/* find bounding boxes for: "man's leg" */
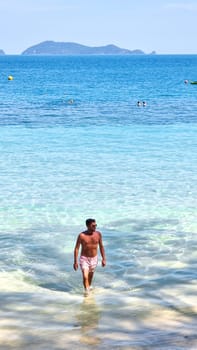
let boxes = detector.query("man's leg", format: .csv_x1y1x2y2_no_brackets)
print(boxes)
88,271,94,287
82,269,90,290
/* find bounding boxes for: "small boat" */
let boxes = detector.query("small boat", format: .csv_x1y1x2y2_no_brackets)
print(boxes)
190,81,197,85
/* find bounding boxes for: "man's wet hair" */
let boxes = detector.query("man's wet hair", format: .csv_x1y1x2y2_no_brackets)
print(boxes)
86,218,96,226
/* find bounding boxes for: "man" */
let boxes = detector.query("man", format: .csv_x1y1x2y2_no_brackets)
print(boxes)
73,218,106,294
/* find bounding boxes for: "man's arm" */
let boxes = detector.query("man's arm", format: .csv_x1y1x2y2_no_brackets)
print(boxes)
99,233,106,267
73,234,81,270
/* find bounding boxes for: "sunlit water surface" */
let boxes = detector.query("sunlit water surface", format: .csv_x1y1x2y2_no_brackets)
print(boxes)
0,55,197,349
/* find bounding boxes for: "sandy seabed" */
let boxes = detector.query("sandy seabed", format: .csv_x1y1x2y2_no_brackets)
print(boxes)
0,273,196,350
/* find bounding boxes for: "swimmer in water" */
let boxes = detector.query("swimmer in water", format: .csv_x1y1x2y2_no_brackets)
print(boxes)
68,99,74,104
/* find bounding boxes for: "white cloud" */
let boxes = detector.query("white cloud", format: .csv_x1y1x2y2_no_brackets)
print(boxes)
165,2,197,11
0,1,78,13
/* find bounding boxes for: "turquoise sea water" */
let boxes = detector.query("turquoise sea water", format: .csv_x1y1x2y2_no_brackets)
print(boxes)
0,55,197,349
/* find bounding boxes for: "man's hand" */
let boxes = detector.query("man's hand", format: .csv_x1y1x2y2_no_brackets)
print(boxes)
73,262,78,270
102,259,106,267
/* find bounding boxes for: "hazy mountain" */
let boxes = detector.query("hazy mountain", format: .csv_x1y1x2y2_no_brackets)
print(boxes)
0,49,5,55
22,41,145,55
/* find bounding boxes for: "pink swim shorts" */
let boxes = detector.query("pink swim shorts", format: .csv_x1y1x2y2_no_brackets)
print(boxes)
80,255,98,272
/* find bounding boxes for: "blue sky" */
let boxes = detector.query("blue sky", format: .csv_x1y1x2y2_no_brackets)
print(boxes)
0,0,197,54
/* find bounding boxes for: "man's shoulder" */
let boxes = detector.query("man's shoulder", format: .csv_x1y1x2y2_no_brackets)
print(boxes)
95,230,102,236
79,230,87,236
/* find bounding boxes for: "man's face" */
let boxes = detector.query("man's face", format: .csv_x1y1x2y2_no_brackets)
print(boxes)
88,222,97,232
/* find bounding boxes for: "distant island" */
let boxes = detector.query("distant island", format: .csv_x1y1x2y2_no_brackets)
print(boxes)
0,49,5,55
22,41,150,55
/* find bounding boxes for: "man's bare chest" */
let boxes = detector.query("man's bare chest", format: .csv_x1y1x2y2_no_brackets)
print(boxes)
82,234,99,245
